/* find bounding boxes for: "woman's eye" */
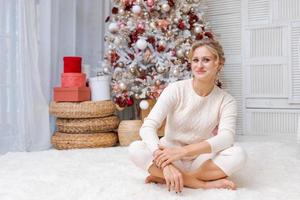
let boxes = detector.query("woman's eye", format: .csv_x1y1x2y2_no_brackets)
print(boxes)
192,58,199,62
202,58,210,62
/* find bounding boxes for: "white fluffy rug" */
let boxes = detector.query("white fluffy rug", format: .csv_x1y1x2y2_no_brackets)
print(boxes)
1,137,300,200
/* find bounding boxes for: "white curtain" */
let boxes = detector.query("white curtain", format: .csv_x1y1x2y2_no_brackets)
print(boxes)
0,0,110,153
0,0,50,153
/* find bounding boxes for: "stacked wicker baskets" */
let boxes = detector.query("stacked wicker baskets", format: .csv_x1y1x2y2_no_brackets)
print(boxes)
50,100,119,150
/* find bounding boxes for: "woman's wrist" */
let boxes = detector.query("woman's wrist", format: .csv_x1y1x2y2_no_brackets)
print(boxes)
181,146,189,157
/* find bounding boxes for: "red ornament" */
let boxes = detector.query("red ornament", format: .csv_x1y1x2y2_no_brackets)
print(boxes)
136,27,145,34
157,45,165,52
128,53,135,60
147,36,156,45
126,97,134,106
204,32,213,39
188,13,199,27
196,33,203,40
168,0,175,7
178,19,185,30
114,96,128,107
112,7,118,14
110,51,120,64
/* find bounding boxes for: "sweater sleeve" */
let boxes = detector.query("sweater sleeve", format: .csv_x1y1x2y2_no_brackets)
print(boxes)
139,83,178,154
206,96,237,153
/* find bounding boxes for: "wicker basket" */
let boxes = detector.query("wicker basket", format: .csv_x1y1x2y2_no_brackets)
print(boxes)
118,120,142,146
56,116,119,134
49,100,116,118
51,132,118,150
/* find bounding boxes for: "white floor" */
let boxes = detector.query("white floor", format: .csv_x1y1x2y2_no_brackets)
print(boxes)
0,136,300,200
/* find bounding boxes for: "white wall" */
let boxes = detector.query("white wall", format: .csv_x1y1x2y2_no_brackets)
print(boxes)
206,0,300,138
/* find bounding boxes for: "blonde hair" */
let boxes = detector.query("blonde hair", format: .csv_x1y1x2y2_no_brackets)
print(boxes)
188,38,225,88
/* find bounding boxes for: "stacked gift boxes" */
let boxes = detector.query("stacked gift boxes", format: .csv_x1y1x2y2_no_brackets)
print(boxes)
53,57,90,102
50,57,119,150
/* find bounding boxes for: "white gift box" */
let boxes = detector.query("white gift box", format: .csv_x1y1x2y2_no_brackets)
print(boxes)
89,75,111,101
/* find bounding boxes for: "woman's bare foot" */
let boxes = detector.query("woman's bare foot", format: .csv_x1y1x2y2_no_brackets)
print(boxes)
145,175,166,184
204,178,236,190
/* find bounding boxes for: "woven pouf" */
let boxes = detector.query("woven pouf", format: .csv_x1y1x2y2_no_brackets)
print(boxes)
49,100,116,118
56,116,120,134
51,132,118,150
118,120,142,146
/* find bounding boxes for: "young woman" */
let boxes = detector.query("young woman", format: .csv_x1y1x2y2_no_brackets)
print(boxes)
129,38,247,193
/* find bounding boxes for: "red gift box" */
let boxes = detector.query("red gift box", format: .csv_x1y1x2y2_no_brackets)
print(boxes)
63,56,82,73
61,73,86,87
53,87,91,102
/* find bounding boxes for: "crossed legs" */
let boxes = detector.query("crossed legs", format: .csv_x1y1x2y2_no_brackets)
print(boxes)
129,141,246,190
146,160,235,190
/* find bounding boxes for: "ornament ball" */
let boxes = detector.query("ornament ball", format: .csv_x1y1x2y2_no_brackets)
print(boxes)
139,100,149,110
136,38,148,50
161,3,170,12
119,82,127,91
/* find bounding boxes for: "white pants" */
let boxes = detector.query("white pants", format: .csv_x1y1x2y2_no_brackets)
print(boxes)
129,140,247,176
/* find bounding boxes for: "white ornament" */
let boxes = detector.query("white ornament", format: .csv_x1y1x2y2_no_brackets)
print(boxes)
114,37,121,45
139,100,149,110
132,5,142,14
194,26,202,33
176,49,184,58
119,82,127,91
161,3,170,12
108,22,118,33
136,38,148,50
119,8,125,15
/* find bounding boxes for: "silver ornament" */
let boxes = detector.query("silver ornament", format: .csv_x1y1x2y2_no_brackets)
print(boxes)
136,0,143,4
117,62,124,68
194,26,202,33
181,5,190,14
132,5,142,14
156,64,166,74
185,50,190,57
119,82,127,91
119,8,125,15
161,3,170,12
172,68,180,76
129,63,137,74
173,17,179,23
114,37,122,45
108,22,118,33
143,12,149,18
190,7,195,12
176,49,184,58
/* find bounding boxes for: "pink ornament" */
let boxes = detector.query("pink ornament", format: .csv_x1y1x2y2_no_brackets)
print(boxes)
147,0,154,7
137,22,145,29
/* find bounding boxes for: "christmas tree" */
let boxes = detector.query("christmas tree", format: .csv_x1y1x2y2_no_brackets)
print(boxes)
103,0,212,110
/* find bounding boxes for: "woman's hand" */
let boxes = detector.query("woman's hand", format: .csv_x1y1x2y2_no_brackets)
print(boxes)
162,165,183,193
154,145,187,169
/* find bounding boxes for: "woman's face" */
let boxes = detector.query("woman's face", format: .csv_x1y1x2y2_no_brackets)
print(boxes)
191,46,220,83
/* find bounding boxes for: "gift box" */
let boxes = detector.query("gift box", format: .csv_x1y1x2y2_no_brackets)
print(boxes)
61,73,86,87
89,75,111,101
63,56,82,73
53,87,91,102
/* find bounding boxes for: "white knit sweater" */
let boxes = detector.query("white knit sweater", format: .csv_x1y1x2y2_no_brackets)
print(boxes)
140,78,237,156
